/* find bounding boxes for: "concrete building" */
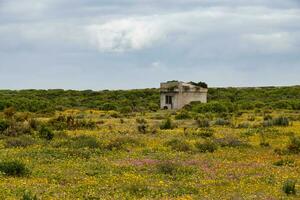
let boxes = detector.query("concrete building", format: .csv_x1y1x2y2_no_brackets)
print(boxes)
160,81,208,109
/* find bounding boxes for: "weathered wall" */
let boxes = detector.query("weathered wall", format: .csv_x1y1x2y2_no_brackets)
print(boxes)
160,93,179,109
160,91,207,109
177,92,207,109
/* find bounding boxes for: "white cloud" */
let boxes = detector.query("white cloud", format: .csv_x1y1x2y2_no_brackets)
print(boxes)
86,17,166,52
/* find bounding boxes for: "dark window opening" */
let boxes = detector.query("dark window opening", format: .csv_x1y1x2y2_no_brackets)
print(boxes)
165,96,172,105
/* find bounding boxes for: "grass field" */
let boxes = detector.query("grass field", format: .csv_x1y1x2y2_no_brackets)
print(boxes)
0,109,299,199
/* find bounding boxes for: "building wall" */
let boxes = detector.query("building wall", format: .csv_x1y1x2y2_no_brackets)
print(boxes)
177,92,207,109
160,91,207,109
160,93,179,109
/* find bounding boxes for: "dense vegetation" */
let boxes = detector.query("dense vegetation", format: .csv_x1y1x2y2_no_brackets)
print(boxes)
0,86,299,199
0,86,299,114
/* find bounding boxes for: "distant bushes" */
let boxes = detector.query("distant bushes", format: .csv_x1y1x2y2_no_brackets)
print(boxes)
189,101,233,114
48,115,96,130
0,86,300,114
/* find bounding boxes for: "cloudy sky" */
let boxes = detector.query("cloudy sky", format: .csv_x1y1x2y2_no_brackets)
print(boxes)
0,0,300,90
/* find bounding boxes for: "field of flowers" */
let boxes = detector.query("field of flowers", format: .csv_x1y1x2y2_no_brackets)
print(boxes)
0,109,299,199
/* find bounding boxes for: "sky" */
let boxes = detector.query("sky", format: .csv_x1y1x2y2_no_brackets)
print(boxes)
0,0,300,90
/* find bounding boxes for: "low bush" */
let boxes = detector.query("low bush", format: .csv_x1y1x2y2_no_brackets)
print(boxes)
157,161,178,175
165,139,191,152
0,120,9,134
263,115,273,121
175,111,192,120
214,137,249,148
136,118,148,134
263,116,289,127
237,122,250,129
124,182,150,197
195,140,217,153
0,161,30,177
273,159,295,167
71,135,102,149
196,118,210,128
214,118,231,126
287,136,300,154
5,135,36,148
106,137,141,151
160,118,173,130
282,179,297,195
273,116,290,126
22,191,38,200
39,126,54,140
189,128,214,138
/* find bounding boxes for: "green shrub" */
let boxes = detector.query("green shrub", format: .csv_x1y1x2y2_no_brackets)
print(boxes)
195,140,217,153
214,118,231,126
264,116,290,127
71,135,101,149
100,103,117,111
196,118,210,128
175,111,192,120
214,137,249,148
106,137,141,151
263,115,272,121
0,120,9,134
160,118,173,130
273,159,294,167
39,126,54,140
287,136,300,154
0,161,30,177
136,118,148,134
259,132,270,147
22,191,38,200
157,161,178,175
237,122,250,128
137,123,148,134
165,139,191,152
189,128,214,138
124,182,150,197
5,136,36,148
273,116,289,126
282,179,297,195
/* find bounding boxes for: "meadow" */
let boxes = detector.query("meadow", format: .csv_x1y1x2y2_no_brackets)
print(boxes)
0,86,299,199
